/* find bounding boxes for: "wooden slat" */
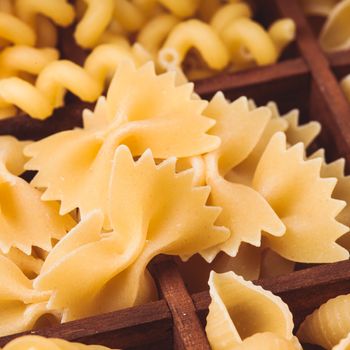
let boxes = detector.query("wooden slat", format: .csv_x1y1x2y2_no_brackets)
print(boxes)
150,258,211,350
0,300,172,350
0,102,90,140
273,0,350,163
192,259,350,330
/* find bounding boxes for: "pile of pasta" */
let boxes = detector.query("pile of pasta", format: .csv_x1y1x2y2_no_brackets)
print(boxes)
0,61,349,340
0,0,295,120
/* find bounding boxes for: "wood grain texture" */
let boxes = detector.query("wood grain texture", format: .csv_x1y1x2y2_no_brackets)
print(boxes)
150,258,211,350
0,300,173,349
192,259,350,330
273,0,350,163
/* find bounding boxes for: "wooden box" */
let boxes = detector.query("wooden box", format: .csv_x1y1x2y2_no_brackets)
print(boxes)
1,1,350,349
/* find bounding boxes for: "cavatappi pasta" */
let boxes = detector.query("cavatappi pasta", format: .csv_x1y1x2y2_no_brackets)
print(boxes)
0,0,295,120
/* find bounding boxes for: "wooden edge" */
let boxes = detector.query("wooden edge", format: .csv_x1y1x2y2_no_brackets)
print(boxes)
195,58,308,96
149,258,211,350
192,259,350,329
0,300,172,349
273,0,350,160
0,102,90,141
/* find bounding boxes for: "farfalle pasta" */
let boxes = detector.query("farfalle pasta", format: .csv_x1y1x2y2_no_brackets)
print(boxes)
24,62,219,222
0,136,74,255
33,147,228,321
1,335,114,350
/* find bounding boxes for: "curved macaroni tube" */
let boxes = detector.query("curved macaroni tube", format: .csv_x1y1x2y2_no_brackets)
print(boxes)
268,19,296,54
84,44,136,85
0,78,53,119
74,0,115,48
113,0,146,32
0,106,16,119
221,17,278,66
157,0,200,17
158,20,230,70
0,46,59,77
210,3,252,34
341,74,350,103
0,13,35,46
15,0,75,27
36,60,102,109
137,14,180,54
0,44,139,119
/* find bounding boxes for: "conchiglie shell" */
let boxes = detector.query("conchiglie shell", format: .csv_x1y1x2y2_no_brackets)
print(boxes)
232,332,302,350
206,271,294,350
297,294,350,349
319,0,350,52
333,332,350,350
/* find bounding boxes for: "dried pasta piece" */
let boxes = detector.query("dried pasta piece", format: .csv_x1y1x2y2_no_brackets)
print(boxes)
255,133,348,262
202,94,285,259
1,248,43,279
0,136,74,254
319,0,350,51
0,255,58,336
206,271,294,350
231,333,302,350
35,147,228,321
259,249,295,279
333,333,350,350
2,335,114,350
25,62,219,224
297,294,350,349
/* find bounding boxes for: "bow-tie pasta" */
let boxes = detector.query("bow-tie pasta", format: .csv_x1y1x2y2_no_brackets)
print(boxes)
24,62,219,227
205,271,295,350
0,255,58,336
33,146,228,321
1,335,114,350
201,93,348,263
0,136,74,255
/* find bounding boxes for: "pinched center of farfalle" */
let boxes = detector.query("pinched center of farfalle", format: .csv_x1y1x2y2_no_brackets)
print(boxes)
31,146,229,322
24,61,220,225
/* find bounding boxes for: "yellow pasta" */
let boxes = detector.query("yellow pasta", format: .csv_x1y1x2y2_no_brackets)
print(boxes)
24,62,219,223
0,43,144,119
137,13,180,55
334,333,350,350
158,19,230,71
268,19,296,54
0,136,74,255
319,0,350,51
0,254,57,336
74,0,115,48
341,74,350,103
157,0,200,17
210,2,253,34
231,333,302,350
297,294,350,349
206,271,294,350
199,93,348,263
220,17,279,66
2,335,114,350
34,147,228,321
